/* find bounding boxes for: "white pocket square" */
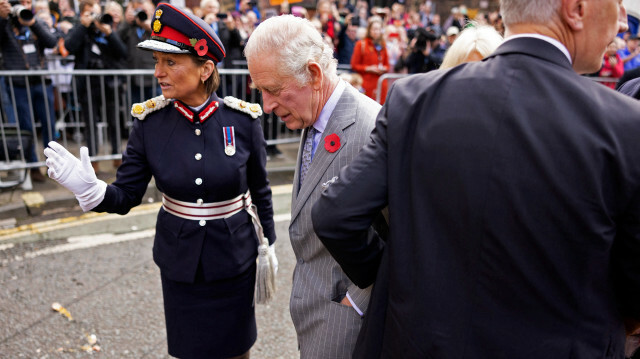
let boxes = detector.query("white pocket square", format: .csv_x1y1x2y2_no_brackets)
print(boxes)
321,176,339,190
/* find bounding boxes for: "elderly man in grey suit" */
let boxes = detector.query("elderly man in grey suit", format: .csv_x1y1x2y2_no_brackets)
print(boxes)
245,15,385,358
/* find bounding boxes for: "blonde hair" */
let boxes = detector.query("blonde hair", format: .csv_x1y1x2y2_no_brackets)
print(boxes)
440,24,503,69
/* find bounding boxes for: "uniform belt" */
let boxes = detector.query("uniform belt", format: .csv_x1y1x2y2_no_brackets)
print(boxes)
162,190,252,220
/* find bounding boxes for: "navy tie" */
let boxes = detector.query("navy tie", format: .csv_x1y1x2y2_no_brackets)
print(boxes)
299,126,317,188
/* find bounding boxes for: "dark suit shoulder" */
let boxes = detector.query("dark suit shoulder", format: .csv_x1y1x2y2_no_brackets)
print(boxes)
387,68,449,102
618,77,640,99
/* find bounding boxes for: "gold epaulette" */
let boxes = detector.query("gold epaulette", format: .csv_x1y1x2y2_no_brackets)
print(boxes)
223,96,263,119
131,95,171,120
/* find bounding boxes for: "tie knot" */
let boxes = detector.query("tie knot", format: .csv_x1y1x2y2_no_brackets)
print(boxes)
308,126,317,137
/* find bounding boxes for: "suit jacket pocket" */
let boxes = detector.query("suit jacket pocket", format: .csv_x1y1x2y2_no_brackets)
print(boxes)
211,210,258,272
153,209,186,264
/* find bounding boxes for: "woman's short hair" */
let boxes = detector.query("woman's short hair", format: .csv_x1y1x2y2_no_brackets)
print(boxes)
244,14,337,86
440,24,503,69
500,0,560,27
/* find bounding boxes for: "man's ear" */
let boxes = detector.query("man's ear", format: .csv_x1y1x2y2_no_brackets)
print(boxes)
308,61,323,90
561,0,585,31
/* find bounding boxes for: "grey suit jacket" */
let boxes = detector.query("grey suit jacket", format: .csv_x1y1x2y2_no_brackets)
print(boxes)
288,83,381,359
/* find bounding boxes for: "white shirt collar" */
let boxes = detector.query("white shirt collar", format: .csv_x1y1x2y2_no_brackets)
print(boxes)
505,33,572,65
312,80,347,134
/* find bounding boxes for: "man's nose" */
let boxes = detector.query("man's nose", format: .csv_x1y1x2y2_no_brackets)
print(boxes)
261,92,276,114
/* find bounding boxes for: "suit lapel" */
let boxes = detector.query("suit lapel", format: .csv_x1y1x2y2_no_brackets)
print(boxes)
290,87,358,223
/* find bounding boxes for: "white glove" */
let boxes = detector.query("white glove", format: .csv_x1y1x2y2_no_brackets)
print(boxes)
268,243,278,275
44,141,107,212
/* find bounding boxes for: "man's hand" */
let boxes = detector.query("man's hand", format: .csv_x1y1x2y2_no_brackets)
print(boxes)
626,318,640,336
203,12,216,25
340,296,353,307
94,20,112,36
136,16,151,32
0,0,11,19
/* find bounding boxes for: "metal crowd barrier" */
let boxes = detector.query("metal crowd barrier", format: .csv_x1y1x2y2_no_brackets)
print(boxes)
0,66,627,190
0,68,301,188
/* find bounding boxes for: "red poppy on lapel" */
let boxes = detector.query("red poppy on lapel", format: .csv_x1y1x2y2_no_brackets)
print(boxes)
324,133,340,153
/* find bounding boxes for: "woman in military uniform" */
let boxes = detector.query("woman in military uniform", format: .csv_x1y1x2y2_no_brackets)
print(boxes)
44,3,276,358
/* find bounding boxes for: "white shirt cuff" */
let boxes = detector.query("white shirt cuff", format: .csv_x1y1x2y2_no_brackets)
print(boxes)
346,292,364,316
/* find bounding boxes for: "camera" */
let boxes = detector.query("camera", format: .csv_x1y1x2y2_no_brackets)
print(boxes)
9,0,34,21
93,12,113,25
134,9,147,21
412,27,436,51
217,12,227,19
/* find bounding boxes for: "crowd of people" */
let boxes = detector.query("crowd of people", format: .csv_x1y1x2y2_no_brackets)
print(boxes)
14,0,640,357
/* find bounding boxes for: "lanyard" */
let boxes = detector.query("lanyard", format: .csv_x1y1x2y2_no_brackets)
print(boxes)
15,28,31,41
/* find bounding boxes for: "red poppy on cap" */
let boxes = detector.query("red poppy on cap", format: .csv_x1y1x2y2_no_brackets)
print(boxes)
192,38,208,56
137,3,225,63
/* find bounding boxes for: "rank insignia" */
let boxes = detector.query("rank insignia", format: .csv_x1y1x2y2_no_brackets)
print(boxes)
223,126,236,156
223,96,263,119
133,103,145,115
131,95,171,120
153,20,162,33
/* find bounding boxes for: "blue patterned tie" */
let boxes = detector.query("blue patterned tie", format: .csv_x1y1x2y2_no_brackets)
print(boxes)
299,126,316,188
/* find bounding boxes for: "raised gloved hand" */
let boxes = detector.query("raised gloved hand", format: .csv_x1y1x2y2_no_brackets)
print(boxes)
44,141,107,212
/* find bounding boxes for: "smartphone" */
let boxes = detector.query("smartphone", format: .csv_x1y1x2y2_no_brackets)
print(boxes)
218,13,228,19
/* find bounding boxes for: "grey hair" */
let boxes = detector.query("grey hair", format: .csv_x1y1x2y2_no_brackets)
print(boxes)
244,14,338,86
200,0,219,9
500,0,560,27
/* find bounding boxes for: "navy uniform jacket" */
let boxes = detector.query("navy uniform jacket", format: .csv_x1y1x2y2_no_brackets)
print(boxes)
94,93,275,283
312,38,640,358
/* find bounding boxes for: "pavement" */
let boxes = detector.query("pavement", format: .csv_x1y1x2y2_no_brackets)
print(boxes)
0,142,302,358
0,142,299,244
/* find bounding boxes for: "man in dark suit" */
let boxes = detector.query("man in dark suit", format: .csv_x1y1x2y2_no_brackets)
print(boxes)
311,0,640,358
618,76,640,99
